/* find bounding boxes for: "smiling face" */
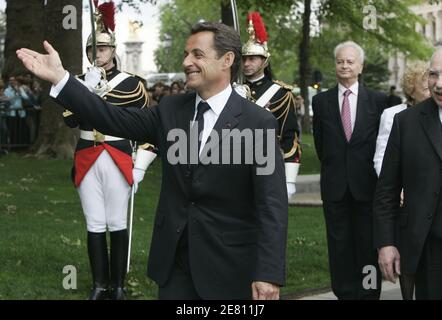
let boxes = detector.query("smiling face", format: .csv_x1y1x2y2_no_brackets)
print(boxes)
411,74,430,104
182,31,232,100
335,46,363,86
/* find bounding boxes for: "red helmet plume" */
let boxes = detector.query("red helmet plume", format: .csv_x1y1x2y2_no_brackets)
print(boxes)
97,1,116,32
247,12,268,44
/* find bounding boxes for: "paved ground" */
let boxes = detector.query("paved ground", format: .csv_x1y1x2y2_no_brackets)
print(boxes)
289,174,322,206
297,281,402,300
290,192,322,206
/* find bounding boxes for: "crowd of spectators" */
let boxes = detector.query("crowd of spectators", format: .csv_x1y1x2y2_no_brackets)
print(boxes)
0,76,188,153
0,73,42,151
147,80,187,105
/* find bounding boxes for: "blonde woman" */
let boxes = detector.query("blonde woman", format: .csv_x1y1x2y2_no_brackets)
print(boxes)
374,61,430,176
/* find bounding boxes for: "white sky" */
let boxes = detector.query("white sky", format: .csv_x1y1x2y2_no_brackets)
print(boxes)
0,0,165,74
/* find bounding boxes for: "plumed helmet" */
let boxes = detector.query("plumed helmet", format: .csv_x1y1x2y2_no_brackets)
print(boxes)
242,12,270,58
86,0,116,49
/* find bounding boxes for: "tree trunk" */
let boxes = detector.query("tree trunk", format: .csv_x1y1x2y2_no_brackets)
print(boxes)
4,0,82,159
299,0,311,134
4,1,45,78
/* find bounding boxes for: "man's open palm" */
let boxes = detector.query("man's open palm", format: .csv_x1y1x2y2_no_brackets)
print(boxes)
16,41,67,85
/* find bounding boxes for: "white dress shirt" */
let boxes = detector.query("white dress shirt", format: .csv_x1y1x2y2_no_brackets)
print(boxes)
194,85,232,154
49,71,70,98
338,82,359,131
439,106,442,124
373,103,407,176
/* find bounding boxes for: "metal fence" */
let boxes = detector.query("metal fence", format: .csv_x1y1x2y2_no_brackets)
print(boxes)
0,102,41,150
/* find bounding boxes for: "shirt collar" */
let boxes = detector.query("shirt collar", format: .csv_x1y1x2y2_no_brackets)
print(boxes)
247,74,266,84
338,81,359,96
106,65,118,76
195,85,232,116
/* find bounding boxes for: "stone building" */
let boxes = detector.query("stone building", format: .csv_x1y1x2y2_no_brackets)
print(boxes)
389,1,442,91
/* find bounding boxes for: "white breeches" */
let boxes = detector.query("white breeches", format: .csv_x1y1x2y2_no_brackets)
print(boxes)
77,150,131,233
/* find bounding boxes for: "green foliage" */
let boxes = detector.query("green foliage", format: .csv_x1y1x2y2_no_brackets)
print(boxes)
318,0,432,59
362,52,390,91
0,10,5,33
299,134,321,174
118,0,159,12
0,154,160,299
237,1,304,83
152,0,433,89
0,153,328,299
309,0,432,91
152,0,302,80
154,0,220,73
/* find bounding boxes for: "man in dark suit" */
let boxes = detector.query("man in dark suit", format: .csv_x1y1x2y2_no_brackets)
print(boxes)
374,49,442,299
312,41,386,299
17,22,288,300
386,85,403,108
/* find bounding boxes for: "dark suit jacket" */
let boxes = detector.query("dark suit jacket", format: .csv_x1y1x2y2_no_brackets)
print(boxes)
374,98,442,274
55,75,288,299
312,84,387,202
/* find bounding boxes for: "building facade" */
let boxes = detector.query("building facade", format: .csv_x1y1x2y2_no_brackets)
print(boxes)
389,2,442,91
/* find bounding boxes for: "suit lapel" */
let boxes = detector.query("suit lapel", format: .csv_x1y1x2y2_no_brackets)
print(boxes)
350,85,369,143
328,85,347,141
199,91,241,163
175,94,196,135
419,99,442,161
173,94,196,196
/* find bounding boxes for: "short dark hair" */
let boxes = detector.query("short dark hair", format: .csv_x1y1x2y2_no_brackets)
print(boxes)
171,80,184,90
264,63,273,81
190,22,242,83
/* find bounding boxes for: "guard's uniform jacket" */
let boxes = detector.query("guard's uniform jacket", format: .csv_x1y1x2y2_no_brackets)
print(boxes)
245,75,301,163
63,66,149,187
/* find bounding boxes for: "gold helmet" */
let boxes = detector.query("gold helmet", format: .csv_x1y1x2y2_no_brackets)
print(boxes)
86,31,116,48
86,1,116,50
242,12,270,59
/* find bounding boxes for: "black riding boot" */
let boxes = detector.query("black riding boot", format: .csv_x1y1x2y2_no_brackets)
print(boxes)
110,229,128,300
87,231,110,300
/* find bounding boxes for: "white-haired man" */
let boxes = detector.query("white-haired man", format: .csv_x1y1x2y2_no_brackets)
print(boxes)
312,41,387,299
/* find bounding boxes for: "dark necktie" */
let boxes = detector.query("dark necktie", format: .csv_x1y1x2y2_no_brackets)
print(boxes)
194,101,211,153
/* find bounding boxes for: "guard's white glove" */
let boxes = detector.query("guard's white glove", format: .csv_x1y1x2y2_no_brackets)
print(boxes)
285,162,300,200
286,182,296,199
233,83,249,99
132,168,145,194
84,67,102,90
